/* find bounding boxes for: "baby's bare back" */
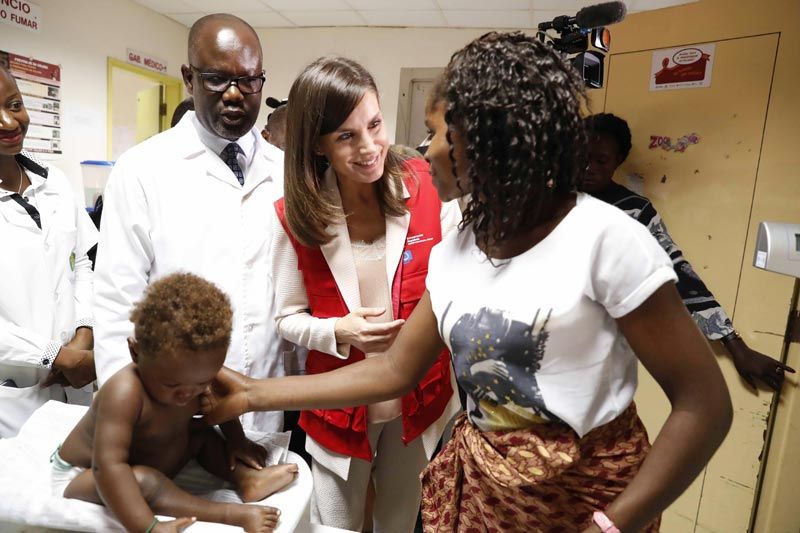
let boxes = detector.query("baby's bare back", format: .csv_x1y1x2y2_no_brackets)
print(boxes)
59,365,200,477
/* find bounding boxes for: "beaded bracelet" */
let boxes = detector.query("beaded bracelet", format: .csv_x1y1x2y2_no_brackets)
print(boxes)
144,517,159,533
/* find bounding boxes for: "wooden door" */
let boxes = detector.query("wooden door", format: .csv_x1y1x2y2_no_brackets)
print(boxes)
601,33,780,532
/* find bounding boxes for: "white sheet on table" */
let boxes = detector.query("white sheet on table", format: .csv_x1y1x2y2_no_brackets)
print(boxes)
0,401,311,532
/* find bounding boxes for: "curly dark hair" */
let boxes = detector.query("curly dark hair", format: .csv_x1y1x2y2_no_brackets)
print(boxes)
131,272,232,358
431,31,588,250
586,113,632,162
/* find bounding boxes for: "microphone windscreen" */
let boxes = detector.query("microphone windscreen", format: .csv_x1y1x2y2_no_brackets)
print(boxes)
266,96,287,109
575,1,627,28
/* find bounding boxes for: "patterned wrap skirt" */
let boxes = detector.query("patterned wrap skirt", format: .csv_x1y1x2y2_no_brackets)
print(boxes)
421,403,660,532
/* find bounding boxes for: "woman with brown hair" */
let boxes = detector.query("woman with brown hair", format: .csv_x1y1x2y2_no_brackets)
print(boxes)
268,56,461,531
206,33,732,531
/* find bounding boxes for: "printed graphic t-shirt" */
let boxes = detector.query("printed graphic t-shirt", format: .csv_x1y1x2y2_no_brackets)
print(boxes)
426,193,677,437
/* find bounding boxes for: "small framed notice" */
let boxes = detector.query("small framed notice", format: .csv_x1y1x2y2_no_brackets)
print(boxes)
650,43,715,91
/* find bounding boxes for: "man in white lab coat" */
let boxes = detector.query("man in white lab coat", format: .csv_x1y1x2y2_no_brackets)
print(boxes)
94,14,291,432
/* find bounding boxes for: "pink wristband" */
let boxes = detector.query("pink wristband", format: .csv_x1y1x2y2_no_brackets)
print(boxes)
592,511,621,533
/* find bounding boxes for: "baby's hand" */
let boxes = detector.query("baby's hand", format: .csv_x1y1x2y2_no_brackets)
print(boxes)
225,434,268,471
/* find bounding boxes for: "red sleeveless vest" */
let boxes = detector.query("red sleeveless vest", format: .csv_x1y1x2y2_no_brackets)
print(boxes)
275,158,454,461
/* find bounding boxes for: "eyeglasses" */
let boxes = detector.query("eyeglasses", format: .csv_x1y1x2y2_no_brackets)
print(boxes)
189,65,266,94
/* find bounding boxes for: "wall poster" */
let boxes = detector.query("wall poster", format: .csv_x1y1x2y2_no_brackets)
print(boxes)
650,43,715,91
0,48,61,155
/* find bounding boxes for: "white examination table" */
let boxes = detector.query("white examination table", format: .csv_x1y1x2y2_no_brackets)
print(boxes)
0,401,315,532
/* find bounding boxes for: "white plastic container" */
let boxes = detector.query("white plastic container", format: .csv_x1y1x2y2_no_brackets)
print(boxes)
80,160,114,210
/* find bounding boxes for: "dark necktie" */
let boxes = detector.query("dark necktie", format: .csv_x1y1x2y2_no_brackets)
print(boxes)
221,142,244,185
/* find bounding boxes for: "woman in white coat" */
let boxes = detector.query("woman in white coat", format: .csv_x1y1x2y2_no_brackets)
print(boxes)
0,66,97,437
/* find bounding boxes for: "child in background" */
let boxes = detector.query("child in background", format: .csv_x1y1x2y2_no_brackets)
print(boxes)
54,272,298,533
583,113,794,392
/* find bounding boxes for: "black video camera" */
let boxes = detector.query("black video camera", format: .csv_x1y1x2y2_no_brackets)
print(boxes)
537,1,627,89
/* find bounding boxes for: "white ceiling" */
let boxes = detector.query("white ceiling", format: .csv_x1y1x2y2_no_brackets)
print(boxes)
133,0,698,29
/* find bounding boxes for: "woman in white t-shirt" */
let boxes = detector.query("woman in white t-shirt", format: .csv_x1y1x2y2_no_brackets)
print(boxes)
203,32,732,532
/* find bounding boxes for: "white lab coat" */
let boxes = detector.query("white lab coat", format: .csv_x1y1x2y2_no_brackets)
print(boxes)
0,155,97,437
93,112,291,433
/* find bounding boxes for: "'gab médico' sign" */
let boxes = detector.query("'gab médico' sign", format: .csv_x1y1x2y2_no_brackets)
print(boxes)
126,48,168,74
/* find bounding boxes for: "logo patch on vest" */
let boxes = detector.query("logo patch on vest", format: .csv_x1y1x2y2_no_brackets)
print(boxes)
403,250,413,264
